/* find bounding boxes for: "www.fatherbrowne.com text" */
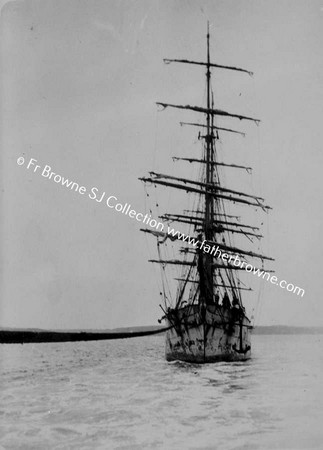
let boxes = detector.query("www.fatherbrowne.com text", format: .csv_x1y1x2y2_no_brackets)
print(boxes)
166,227,305,298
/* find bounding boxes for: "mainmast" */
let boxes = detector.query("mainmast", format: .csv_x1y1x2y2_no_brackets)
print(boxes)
202,23,214,305
205,23,212,238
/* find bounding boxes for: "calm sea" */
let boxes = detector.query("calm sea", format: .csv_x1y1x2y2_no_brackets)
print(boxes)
0,334,322,450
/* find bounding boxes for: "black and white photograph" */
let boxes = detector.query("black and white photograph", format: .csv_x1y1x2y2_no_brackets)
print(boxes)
0,0,322,449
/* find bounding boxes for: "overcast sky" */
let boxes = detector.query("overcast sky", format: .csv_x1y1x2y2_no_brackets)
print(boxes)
1,0,323,329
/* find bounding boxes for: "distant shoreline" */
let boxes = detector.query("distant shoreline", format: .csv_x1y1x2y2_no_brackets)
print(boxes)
1,325,322,344
252,325,323,335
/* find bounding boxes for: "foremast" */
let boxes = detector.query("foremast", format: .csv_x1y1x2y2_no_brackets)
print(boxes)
201,23,214,306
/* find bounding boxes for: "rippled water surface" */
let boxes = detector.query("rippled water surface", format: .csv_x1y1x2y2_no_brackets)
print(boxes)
0,334,322,449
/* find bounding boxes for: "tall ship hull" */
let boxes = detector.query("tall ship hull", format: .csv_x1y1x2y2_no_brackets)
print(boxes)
165,305,251,363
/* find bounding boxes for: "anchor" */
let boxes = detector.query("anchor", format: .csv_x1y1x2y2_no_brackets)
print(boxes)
232,343,251,354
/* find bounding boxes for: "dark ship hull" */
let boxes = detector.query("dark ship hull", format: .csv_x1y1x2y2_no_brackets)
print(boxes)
165,305,252,363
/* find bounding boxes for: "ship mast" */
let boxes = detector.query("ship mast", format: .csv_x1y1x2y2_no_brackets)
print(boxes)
205,23,212,235
201,23,214,305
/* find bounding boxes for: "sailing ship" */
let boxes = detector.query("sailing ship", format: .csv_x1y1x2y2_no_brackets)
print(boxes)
140,27,273,363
